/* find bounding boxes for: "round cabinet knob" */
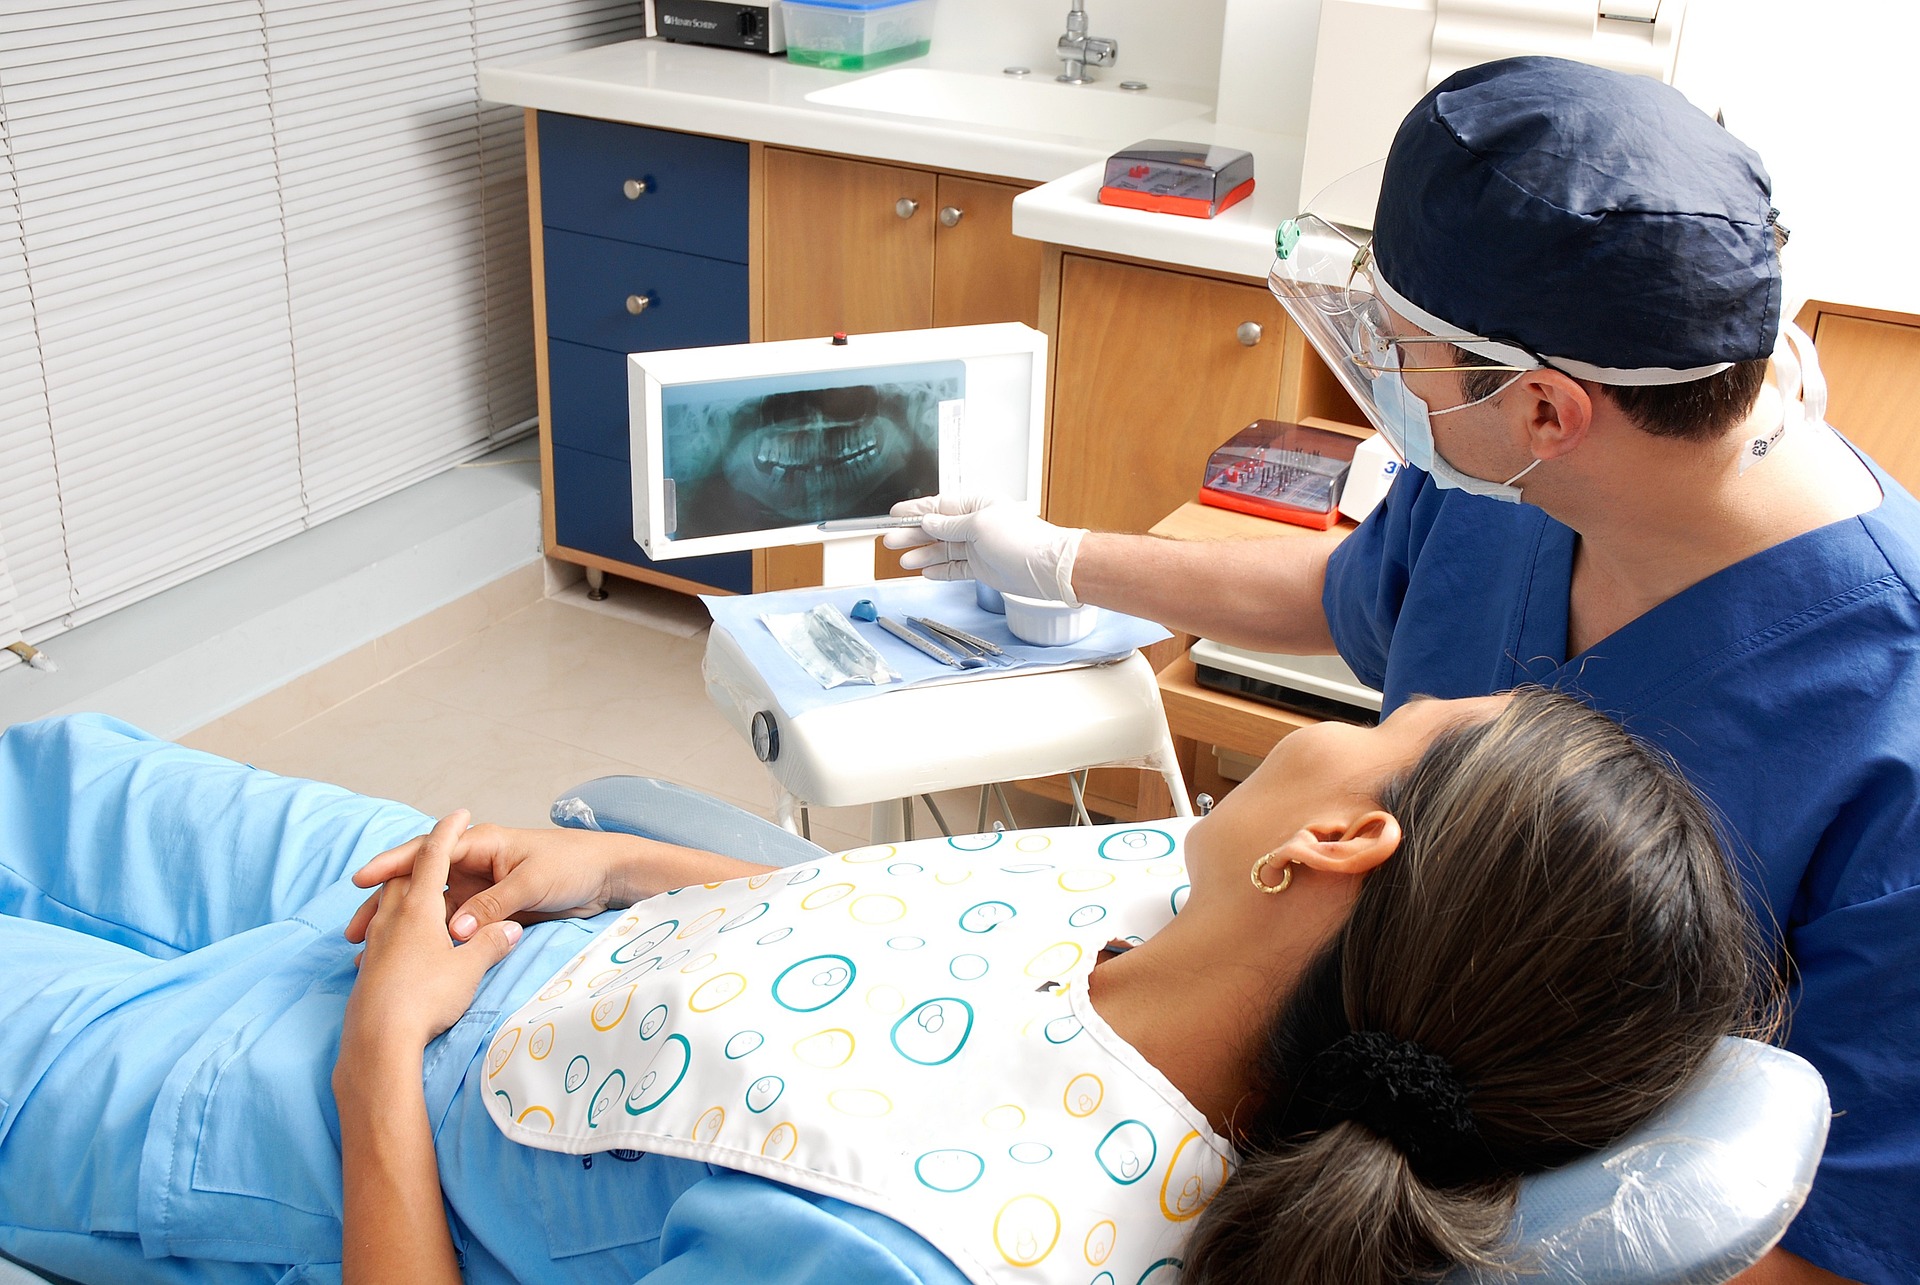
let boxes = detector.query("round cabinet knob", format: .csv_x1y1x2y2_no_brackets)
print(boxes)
1237,321,1263,347
938,206,964,228
623,177,652,199
895,197,919,219
626,293,653,315
751,710,780,762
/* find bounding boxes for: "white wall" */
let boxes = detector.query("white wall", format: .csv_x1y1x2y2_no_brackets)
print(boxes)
1678,0,1920,317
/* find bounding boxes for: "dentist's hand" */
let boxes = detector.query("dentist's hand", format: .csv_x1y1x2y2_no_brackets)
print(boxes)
883,494,1089,605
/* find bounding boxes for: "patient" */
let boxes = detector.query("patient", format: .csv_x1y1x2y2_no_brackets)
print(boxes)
0,687,1766,1285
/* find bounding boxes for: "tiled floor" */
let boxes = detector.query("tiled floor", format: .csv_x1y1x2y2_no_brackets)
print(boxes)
181,573,1067,853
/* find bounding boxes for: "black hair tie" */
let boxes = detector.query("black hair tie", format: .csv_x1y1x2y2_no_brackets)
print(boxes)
1294,1031,1489,1186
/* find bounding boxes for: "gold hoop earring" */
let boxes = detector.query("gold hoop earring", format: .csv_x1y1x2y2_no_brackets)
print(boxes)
1250,850,1295,895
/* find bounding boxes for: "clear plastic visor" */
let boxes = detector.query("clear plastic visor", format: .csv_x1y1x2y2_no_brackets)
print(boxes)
1267,213,1535,434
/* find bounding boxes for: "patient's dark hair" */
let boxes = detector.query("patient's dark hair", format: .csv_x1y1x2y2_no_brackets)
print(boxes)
1181,687,1771,1285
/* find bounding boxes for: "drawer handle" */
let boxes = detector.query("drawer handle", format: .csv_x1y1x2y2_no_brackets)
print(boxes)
938,205,964,228
623,177,653,200
626,293,654,315
1237,321,1263,347
895,197,919,219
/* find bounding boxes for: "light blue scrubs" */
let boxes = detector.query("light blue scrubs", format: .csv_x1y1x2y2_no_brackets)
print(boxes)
1325,450,1920,1285
0,714,966,1285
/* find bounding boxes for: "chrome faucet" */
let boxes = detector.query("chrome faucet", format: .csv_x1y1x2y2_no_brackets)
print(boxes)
1056,0,1116,84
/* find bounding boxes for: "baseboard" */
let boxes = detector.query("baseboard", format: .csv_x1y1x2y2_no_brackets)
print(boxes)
0,445,544,740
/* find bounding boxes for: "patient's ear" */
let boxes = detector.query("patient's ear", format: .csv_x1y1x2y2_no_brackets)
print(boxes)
1269,811,1402,878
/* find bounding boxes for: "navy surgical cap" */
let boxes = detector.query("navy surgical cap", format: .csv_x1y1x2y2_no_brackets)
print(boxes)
1372,56,1781,384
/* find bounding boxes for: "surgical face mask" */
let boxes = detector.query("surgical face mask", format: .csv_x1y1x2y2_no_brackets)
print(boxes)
1374,363,1540,503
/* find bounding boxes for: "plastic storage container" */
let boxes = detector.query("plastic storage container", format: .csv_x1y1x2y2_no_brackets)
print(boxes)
783,0,936,71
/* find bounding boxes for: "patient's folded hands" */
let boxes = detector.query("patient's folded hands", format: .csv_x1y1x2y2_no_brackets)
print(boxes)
340,811,526,1060
345,820,780,949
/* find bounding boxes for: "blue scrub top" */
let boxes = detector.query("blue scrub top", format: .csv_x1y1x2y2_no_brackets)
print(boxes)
1325,454,1920,1285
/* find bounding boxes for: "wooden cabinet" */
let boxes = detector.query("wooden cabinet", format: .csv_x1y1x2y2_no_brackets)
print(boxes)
761,147,1044,338
758,147,1047,589
1047,253,1362,535
1799,299,1920,491
533,110,754,595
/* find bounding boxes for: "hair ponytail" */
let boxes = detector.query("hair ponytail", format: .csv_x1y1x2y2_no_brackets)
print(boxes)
1182,688,1769,1284
1183,1123,1511,1285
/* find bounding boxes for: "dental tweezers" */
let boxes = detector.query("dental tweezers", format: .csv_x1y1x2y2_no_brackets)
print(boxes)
877,616,985,669
909,616,1013,664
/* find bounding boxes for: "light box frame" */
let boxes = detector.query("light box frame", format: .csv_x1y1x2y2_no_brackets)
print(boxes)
628,323,1047,561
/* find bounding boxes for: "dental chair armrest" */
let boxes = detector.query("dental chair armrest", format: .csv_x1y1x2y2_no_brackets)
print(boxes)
551,776,829,868
0,1254,75,1285
1449,1037,1830,1285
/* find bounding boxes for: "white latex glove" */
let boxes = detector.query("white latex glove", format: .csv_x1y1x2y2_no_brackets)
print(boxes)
883,493,1088,605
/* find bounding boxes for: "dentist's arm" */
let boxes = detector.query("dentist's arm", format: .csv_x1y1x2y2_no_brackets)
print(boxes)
886,494,1341,654
1070,529,1342,654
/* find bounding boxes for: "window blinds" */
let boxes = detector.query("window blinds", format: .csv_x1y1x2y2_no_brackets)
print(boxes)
0,0,643,653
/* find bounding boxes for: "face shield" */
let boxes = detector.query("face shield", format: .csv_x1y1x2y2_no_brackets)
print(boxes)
1266,165,1541,446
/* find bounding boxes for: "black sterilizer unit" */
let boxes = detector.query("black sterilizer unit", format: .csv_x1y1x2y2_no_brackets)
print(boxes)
647,0,785,53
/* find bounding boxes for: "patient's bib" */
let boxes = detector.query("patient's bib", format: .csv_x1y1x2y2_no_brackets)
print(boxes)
484,821,1236,1285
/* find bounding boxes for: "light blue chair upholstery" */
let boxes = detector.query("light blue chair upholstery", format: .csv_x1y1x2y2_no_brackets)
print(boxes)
0,1255,72,1285
550,773,830,867
563,776,1835,1285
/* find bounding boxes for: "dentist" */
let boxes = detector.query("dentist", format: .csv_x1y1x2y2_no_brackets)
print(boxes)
888,57,1917,1285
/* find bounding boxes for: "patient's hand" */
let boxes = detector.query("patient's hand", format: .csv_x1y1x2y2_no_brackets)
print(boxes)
341,811,524,1055
345,823,776,947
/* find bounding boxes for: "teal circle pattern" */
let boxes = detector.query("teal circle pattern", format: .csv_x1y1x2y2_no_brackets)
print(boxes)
772,954,856,1012
890,997,975,1065
914,1148,986,1192
623,1034,691,1115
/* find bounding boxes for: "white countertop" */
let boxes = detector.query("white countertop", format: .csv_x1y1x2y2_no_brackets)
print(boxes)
479,38,1297,279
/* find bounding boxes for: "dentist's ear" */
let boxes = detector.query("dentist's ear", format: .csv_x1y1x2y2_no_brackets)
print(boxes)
1266,811,1403,879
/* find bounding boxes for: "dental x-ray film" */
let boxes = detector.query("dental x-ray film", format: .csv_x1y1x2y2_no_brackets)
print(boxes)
661,361,962,541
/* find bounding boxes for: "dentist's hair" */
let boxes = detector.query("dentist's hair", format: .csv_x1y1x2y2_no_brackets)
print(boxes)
1181,687,1772,1285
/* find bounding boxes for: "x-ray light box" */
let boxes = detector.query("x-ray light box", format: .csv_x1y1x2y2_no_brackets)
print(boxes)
629,324,1047,561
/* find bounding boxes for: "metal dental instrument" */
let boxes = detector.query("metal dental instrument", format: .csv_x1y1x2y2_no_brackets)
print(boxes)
910,616,1013,663
877,615,984,668
817,515,926,532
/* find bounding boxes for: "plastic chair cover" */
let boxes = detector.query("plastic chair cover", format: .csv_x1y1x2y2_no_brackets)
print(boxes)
1450,1037,1829,1284
550,774,828,867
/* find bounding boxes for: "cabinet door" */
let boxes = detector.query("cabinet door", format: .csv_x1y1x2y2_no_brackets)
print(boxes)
1807,310,1920,492
932,174,1042,328
762,148,936,340
1049,255,1286,533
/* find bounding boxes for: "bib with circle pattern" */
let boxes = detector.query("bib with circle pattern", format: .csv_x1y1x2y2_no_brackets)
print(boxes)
483,820,1237,1285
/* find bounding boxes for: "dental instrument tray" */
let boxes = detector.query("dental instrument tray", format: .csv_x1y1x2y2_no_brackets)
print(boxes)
1098,140,1254,219
1198,420,1358,530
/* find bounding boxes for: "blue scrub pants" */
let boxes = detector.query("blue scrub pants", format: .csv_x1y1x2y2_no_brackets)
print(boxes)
0,714,447,1283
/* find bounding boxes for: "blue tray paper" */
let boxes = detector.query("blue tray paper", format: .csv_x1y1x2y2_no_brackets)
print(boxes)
702,579,1172,718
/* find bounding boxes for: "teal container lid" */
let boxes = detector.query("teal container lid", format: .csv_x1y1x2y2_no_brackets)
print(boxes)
784,0,924,10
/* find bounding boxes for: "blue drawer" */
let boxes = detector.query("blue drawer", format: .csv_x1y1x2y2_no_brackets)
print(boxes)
539,112,749,264
552,443,752,593
548,338,632,460
545,228,750,353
